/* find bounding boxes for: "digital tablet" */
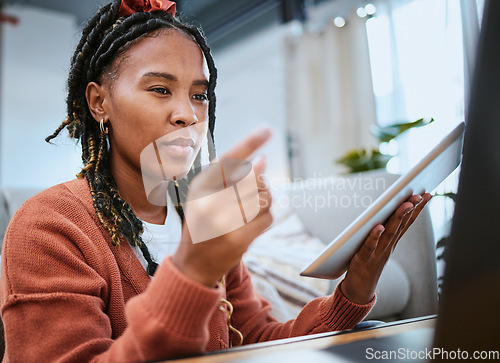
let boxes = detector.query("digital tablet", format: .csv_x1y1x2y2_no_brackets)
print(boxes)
300,122,465,279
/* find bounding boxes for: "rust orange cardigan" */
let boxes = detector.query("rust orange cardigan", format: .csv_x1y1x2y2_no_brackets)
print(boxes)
0,179,374,362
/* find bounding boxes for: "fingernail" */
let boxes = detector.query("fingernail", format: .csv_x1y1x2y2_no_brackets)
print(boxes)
378,228,385,236
254,127,272,141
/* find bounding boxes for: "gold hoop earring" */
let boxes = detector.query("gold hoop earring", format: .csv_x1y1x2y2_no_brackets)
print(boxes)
100,119,109,135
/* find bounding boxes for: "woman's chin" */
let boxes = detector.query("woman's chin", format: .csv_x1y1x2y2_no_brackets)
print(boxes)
162,159,194,179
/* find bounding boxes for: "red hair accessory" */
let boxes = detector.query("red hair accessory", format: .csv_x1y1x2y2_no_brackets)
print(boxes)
118,0,176,17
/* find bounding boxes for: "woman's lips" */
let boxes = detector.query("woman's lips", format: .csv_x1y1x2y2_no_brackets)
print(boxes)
159,138,195,158
165,138,195,147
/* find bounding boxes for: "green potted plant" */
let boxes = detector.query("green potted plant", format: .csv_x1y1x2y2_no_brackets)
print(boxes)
336,118,434,173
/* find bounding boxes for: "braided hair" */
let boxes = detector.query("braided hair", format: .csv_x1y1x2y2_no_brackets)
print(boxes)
45,0,218,275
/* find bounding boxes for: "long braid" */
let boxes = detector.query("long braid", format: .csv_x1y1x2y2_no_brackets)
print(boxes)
46,0,218,275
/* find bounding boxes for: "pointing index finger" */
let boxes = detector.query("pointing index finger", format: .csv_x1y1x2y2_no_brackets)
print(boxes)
221,128,272,160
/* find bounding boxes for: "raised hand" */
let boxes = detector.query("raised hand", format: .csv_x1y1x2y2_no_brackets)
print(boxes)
171,128,273,287
340,193,432,304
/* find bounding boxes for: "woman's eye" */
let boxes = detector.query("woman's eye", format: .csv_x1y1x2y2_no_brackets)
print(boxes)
193,93,208,101
151,87,170,95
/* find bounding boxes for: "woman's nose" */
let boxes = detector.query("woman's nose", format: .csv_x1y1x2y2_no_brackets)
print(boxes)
170,97,198,126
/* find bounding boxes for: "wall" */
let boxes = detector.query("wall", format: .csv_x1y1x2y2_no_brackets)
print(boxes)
212,24,290,182
0,6,80,188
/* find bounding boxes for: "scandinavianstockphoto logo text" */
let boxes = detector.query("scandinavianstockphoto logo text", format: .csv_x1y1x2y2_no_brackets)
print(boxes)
262,173,388,211
366,347,500,360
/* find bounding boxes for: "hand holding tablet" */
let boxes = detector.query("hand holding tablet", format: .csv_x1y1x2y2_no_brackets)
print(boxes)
301,122,465,284
341,192,432,304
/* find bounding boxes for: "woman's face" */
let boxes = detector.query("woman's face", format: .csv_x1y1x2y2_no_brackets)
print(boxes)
98,29,209,189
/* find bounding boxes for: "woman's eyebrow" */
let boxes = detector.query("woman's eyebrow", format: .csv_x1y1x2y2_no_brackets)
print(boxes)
193,79,209,87
142,72,208,86
143,71,177,81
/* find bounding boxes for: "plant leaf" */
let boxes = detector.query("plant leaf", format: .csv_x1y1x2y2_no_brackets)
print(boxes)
436,236,448,249
336,148,391,173
371,118,435,143
434,192,458,202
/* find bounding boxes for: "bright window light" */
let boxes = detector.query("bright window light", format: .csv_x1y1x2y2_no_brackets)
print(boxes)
333,16,346,28
365,4,377,15
356,7,368,18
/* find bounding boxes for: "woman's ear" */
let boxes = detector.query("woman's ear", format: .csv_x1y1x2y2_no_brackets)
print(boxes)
86,82,109,122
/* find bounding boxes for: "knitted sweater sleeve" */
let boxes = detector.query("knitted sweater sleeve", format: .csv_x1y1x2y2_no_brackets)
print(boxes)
226,262,375,344
0,190,223,362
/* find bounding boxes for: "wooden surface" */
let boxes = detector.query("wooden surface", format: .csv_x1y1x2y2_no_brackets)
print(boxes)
169,316,436,362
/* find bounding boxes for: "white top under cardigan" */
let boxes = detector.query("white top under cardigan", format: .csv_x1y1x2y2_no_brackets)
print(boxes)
133,194,182,272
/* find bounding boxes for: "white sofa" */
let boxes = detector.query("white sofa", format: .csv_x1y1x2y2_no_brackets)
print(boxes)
1,187,44,246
